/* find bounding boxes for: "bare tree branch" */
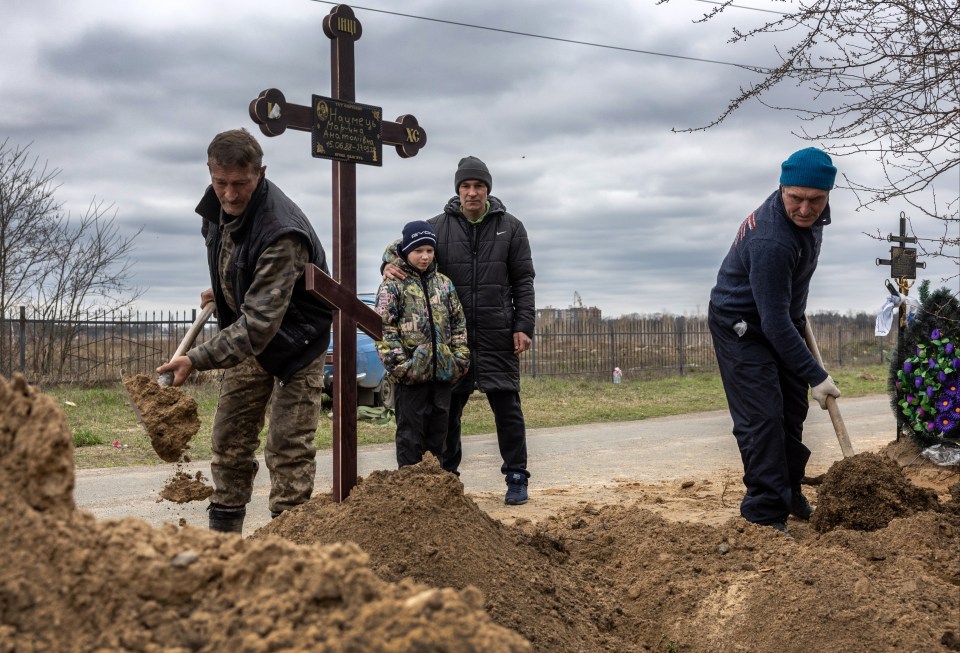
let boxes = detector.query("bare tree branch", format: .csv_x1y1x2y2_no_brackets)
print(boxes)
661,0,959,270
0,141,143,376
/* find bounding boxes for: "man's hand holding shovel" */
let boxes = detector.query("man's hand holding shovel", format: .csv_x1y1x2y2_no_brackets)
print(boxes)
156,290,216,387
811,375,841,410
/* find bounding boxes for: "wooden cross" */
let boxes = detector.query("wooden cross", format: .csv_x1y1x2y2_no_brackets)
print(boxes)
248,3,427,502
876,211,926,281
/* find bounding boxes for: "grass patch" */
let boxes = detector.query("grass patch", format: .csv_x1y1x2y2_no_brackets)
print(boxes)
48,365,890,470
72,428,106,447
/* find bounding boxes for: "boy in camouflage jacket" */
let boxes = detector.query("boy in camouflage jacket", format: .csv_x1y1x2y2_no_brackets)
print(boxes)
375,220,470,468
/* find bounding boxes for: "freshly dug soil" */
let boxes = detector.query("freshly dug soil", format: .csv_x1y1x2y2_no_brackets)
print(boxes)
811,451,943,532
159,468,215,504
0,375,528,653
257,455,960,653
3,374,959,652
123,373,199,462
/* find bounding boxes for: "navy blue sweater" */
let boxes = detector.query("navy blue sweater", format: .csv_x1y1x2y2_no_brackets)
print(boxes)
710,189,830,386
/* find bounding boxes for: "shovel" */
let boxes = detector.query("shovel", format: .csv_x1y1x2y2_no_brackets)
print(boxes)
158,303,216,386
803,321,855,458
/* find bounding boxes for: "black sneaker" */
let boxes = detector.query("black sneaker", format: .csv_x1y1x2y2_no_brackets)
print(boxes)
767,520,793,538
790,493,814,521
504,473,528,505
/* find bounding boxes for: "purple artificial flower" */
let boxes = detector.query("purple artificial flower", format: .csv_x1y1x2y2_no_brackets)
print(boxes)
917,347,923,356
939,371,948,383
917,408,926,417
932,329,941,340
938,413,959,433
926,422,936,431
929,358,938,369
927,386,936,398
907,394,916,404
904,361,914,373
953,358,960,369
915,376,924,388
947,343,955,355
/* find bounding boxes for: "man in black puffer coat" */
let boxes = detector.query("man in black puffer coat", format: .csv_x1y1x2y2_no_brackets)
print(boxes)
383,156,536,504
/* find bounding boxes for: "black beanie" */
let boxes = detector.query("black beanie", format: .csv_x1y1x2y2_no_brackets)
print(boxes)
454,156,492,193
400,220,437,255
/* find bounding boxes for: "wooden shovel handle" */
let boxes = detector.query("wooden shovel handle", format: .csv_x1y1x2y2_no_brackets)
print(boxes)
157,303,216,388
172,303,216,359
803,321,855,458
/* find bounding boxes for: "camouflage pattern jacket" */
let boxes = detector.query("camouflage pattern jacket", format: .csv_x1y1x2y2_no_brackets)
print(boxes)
191,179,333,384
374,251,470,385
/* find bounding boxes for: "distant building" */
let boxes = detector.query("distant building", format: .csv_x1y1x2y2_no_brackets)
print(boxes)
537,304,602,325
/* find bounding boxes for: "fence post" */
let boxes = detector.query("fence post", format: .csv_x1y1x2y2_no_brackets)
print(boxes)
19,306,26,375
837,322,843,367
531,328,537,379
609,321,616,382
676,315,686,376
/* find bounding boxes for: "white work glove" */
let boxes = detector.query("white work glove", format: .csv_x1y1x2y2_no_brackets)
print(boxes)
811,375,841,410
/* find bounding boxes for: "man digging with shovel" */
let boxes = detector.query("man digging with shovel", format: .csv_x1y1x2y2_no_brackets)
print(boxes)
708,147,842,538
158,128,333,534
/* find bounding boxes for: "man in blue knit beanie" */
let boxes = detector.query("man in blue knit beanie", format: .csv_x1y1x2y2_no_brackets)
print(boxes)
707,147,841,538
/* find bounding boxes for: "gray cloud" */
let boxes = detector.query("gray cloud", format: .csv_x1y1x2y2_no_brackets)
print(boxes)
1,0,954,320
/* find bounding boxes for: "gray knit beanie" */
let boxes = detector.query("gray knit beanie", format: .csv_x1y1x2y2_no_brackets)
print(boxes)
454,156,492,193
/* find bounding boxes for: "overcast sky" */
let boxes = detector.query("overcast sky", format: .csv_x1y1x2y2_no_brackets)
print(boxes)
3,0,957,318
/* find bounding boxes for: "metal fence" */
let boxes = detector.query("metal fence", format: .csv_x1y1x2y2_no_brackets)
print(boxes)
0,307,893,385
0,307,218,385
521,313,894,380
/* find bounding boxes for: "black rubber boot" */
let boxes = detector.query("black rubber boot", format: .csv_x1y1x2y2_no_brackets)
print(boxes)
208,503,246,534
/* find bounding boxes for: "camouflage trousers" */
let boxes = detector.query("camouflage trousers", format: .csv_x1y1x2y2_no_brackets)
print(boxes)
209,355,324,514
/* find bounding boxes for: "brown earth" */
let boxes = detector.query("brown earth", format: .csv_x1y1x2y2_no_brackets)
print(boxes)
159,468,215,504
123,373,200,463
4,374,960,652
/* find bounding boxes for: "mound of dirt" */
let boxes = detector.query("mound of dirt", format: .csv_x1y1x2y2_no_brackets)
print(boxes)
256,454,960,653
5,374,960,652
123,373,199,462
0,375,529,652
256,454,625,652
811,451,942,532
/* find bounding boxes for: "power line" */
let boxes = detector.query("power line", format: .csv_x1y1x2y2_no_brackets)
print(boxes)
307,1,772,73
694,0,789,15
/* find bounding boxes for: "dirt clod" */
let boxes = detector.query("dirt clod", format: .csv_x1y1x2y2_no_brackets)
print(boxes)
123,373,199,462
811,451,941,532
159,468,214,503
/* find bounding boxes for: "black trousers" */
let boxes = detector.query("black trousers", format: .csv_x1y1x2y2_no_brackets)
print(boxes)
441,389,529,478
708,305,810,525
394,382,452,468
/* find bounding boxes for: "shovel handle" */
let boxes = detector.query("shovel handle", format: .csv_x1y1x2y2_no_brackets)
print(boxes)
803,321,855,458
158,303,216,387
172,303,216,359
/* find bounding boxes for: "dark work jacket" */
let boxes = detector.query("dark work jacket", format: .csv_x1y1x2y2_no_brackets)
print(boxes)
709,188,830,386
196,179,333,383
428,195,535,393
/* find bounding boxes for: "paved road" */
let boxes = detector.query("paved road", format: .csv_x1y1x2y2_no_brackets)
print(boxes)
75,395,897,532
